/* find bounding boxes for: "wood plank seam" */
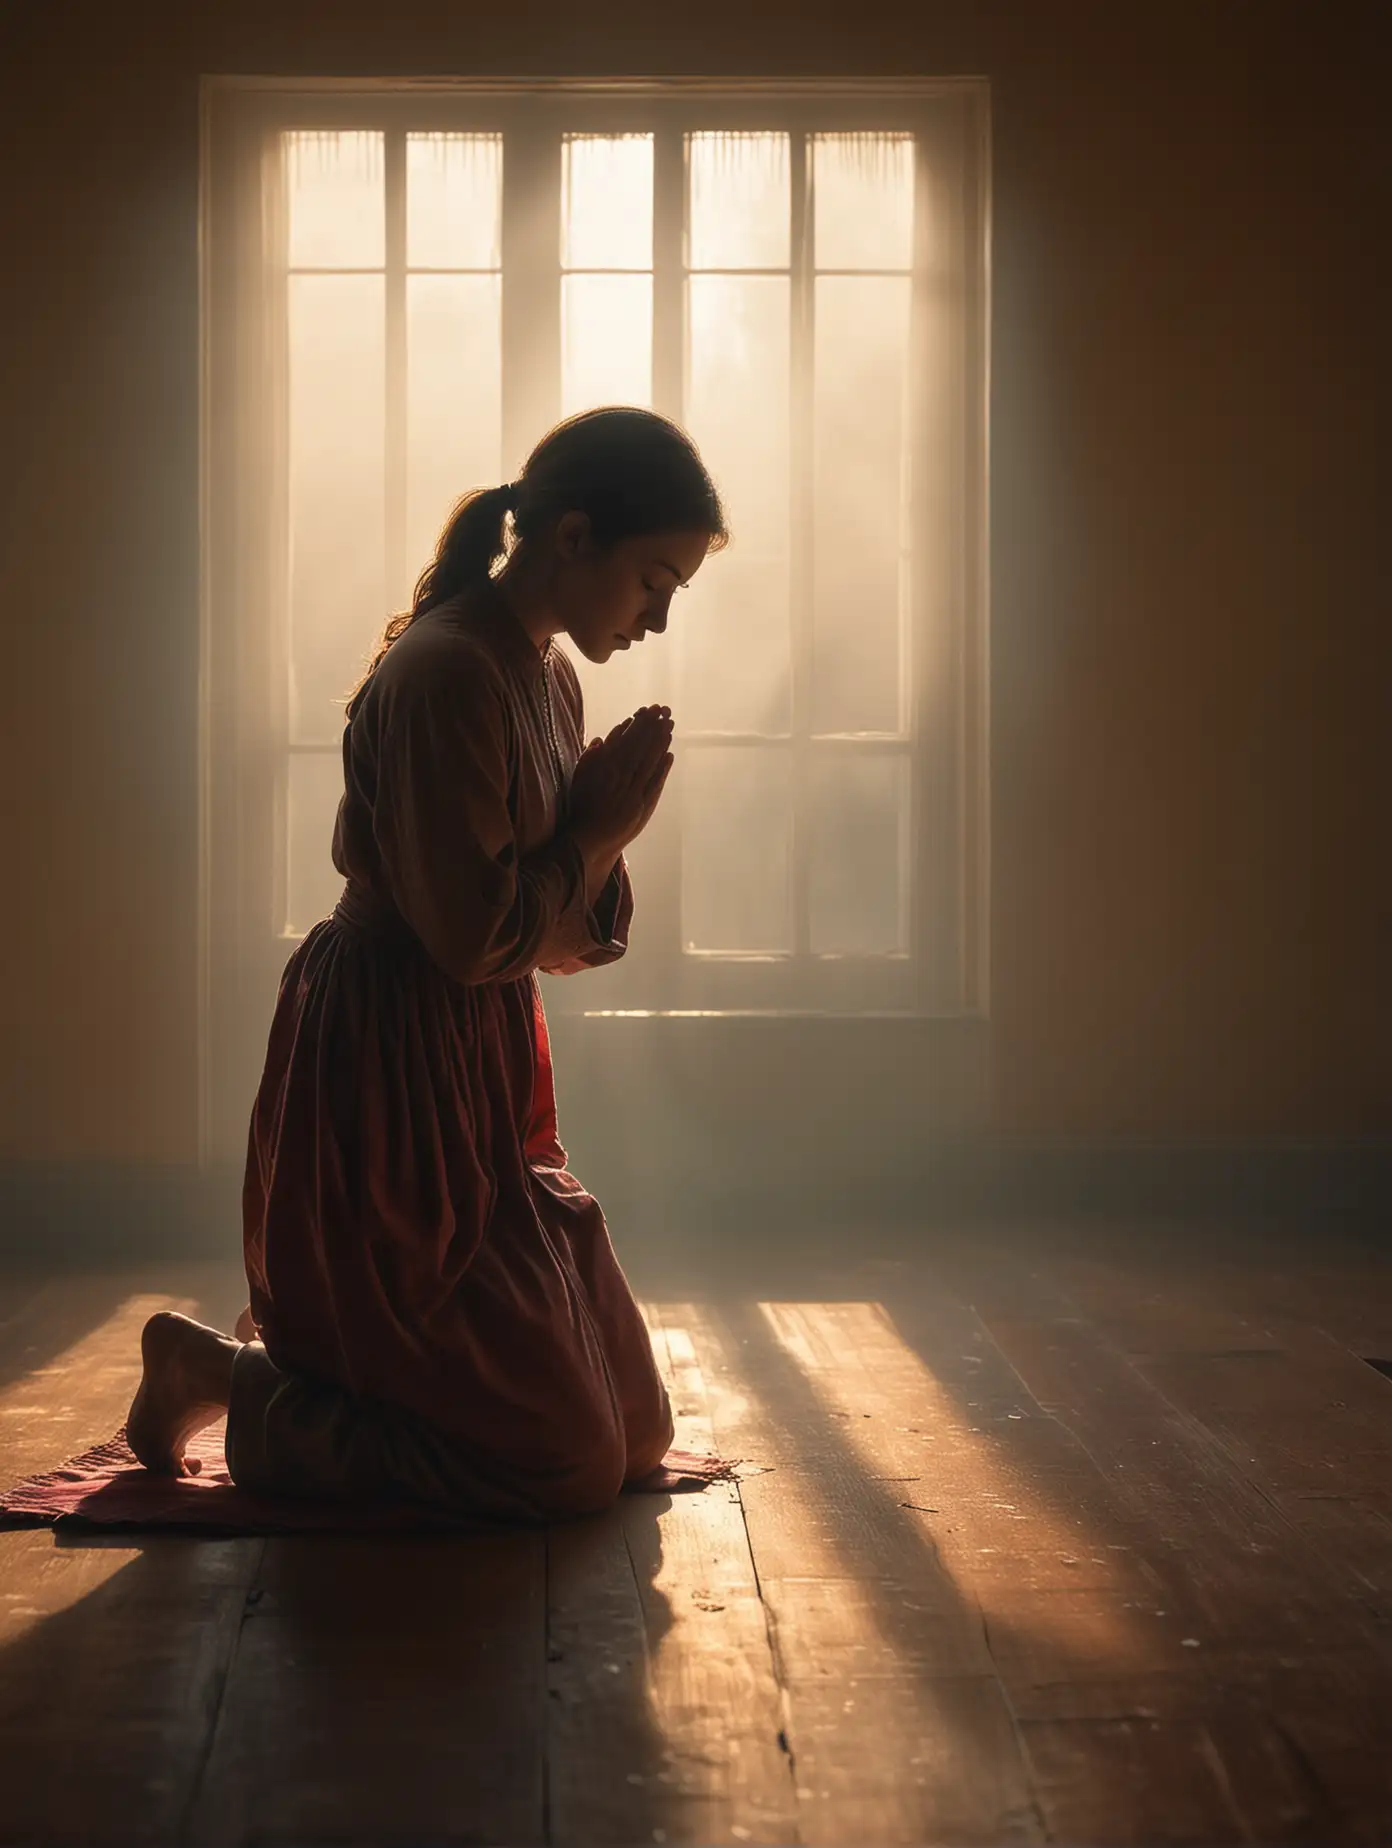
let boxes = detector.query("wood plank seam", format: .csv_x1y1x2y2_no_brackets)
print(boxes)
738,1511,804,1827
653,1302,805,1842
975,1604,1062,1844
1266,1709,1346,1832
177,1538,269,1847
1036,1261,1392,1639
698,1295,1048,1843
936,1241,1392,1647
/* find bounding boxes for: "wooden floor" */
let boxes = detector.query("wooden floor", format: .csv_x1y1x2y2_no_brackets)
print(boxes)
2,1220,1390,1845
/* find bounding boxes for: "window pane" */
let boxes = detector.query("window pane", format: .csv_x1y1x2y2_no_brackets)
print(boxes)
562,274,652,414
683,275,790,733
688,279,789,535
681,747,793,953
287,750,346,937
688,132,790,270
679,554,789,736
289,274,385,746
813,133,914,271
406,133,501,269
562,136,653,270
406,274,503,584
287,132,384,270
808,751,909,954
812,275,911,735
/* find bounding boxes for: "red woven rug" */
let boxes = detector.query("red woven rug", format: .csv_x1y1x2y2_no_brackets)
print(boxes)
0,1421,737,1534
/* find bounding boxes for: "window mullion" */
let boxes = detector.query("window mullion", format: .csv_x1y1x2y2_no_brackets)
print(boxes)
790,129,813,964
384,128,408,606
264,126,292,944
645,119,687,990
652,124,685,417
913,108,967,1015
501,111,561,471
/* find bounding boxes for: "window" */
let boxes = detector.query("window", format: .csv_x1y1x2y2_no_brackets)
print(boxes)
203,81,988,1080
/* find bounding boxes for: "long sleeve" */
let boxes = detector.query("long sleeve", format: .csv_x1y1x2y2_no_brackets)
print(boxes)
371,651,608,987
538,856,635,975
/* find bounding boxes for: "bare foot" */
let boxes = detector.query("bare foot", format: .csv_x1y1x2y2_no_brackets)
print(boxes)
125,1311,240,1477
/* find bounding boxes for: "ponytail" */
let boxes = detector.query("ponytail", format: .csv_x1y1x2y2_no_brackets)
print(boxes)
411,482,517,615
346,482,516,719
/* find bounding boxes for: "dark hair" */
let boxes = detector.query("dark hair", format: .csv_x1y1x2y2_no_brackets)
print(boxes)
347,407,727,716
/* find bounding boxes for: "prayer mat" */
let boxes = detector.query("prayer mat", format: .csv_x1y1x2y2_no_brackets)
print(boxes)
0,1422,739,1535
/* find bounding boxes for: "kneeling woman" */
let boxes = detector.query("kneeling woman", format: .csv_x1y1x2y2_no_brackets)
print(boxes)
128,408,727,1521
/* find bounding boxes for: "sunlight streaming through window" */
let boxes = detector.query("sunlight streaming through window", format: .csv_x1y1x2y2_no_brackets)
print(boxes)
406,132,501,269
561,274,653,415
405,134,504,584
274,118,934,980
681,747,794,954
287,131,384,268
681,133,792,740
757,1300,1143,1644
812,272,912,735
286,132,389,768
813,132,915,270
560,136,654,417
807,751,910,954
561,134,654,269
688,130,790,269
287,270,385,746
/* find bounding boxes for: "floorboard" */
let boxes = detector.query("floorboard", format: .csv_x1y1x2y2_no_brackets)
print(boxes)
0,1269,49,1344
1159,1247,1392,1364
768,1271,1326,1845
0,1264,258,1847
2,1226,1390,1844
188,1530,547,1847
684,1295,1043,1846
1048,1251,1392,1603
917,1235,1392,1839
545,1307,793,1845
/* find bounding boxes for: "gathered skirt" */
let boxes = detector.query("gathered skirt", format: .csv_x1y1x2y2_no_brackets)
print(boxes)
238,887,673,1522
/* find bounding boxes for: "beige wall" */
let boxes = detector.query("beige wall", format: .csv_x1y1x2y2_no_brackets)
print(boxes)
0,2,1386,1187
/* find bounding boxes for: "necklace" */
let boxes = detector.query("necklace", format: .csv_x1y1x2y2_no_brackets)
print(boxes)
539,639,565,803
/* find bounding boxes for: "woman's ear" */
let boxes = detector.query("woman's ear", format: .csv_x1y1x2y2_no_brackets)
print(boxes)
554,510,592,561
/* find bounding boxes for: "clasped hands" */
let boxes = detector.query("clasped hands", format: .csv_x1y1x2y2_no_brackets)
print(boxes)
568,705,675,860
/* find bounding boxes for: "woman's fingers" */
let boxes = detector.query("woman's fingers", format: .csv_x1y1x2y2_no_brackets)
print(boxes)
636,755,675,830
625,705,671,739
587,708,673,830
643,752,674,803
611,711,672,784
603,712,647,756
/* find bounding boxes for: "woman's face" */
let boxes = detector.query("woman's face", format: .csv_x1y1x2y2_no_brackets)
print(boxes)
552,517,713,665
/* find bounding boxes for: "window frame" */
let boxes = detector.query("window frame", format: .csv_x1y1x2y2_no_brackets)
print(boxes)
200,77,990,1142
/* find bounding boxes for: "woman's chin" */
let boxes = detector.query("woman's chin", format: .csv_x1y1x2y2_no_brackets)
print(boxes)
561,632,606,668
576,636,623,665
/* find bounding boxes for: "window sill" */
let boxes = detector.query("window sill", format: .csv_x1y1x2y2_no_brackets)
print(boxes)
578,1009,988,1021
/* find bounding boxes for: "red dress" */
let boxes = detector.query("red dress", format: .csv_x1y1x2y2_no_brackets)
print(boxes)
240,588,674,1519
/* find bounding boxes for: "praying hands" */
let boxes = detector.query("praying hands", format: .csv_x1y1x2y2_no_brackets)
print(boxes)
568,704,675,861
